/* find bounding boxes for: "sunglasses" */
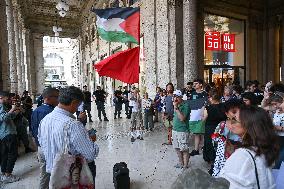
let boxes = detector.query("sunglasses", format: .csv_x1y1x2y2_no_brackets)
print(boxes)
226,117,241,124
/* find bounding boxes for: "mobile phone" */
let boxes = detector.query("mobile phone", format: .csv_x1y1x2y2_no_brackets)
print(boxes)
88,128,97,136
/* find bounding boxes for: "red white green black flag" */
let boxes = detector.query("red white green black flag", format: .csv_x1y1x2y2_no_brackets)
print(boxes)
92,7,140,44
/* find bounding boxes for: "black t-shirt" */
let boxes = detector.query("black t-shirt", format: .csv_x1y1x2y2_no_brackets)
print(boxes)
205,103,226,126
21,96,33,109
189,91,208,100
123,90,129,102
114,90,124,103
83,91,92,103
253,89,264,105
114,90,122,97
93,90,106,102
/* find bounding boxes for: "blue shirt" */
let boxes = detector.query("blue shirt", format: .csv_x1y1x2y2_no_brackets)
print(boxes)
31,103,54,146
38,107,99,173
0,104,17,139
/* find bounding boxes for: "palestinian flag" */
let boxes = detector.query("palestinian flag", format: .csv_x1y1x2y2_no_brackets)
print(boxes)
92,7,140,44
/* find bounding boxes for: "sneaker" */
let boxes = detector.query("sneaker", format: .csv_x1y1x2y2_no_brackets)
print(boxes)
189,150,199,156
140,137,144,140
2,174,20,184
137,136,141,140
25,147,36,153
131,137,135,142
174,164,183,168
0,174,5,182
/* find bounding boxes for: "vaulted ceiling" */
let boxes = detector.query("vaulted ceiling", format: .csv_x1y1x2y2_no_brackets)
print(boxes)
18,0,112,38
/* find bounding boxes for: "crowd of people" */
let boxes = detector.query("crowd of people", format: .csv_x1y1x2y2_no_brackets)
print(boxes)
0,78,283,188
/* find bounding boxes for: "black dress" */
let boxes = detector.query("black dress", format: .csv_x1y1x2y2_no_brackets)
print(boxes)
203,103,226,162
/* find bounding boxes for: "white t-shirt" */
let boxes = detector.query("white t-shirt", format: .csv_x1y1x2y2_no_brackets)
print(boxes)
219,148,275,189
273,110,284,136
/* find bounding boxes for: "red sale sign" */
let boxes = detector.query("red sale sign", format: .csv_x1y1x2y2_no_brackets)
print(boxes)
222,34,235,52
205,32,221,51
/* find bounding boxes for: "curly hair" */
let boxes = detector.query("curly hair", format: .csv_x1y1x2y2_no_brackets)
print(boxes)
239,105,279,166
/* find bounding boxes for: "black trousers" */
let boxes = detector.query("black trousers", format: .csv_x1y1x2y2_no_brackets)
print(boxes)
128,106,133,119
96,101,107,119
114,103,123,117
16,122,29,148
1,134,18,174
124,102,129,115
83,103,92,120
203,124,217,162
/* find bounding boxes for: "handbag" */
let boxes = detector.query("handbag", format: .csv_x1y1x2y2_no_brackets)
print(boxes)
49,121,94,189
246,150,260,189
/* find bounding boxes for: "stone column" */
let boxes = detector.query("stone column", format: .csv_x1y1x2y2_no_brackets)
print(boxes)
24,29,31,93
266,17,279,83
183,0,198,85
281,18,284,82
0,0,10,90
33,33,45,94
175,0,184,89
29,32,36,96
13,6,22,94
156,0,169,87
168,0,177,87
20,27,26,91
5,0,17,93
141,0,157,99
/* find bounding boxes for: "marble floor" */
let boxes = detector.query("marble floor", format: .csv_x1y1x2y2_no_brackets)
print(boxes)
2,104,208,189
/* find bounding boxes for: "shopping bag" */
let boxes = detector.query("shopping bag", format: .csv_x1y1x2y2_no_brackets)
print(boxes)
49,122,94,189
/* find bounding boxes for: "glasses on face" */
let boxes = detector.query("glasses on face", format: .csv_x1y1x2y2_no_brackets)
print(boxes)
226,117,241,124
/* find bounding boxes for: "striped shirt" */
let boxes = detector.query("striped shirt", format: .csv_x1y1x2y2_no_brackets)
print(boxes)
38,106,99,173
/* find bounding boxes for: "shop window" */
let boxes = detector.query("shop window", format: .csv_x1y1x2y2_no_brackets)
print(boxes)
204,13,245,87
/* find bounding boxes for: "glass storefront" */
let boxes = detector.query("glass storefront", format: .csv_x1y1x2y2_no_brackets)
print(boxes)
204,13,245,88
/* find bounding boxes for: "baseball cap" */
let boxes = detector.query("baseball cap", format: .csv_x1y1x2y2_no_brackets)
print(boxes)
173,90,183,97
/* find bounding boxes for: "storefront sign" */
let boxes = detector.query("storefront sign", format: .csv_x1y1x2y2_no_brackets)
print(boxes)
205,32,236,52
222,34,235,52
205,32,221,51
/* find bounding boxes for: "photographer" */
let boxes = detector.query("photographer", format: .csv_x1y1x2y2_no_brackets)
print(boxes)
0,91,21,183
21,91,33,131
10,94,35,154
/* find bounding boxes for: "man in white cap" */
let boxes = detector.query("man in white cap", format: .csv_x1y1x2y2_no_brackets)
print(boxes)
172,90,191,169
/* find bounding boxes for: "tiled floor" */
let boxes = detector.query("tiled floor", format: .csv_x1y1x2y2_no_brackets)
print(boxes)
3,105,208,189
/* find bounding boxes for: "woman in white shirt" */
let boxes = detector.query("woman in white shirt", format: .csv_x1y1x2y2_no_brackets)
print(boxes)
219,105,279,189
269,93,284,169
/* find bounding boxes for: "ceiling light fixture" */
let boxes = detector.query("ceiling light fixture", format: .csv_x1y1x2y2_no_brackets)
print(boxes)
56,0,69,17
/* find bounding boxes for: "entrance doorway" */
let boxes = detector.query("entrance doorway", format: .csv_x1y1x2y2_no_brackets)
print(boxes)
204,65,245,90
